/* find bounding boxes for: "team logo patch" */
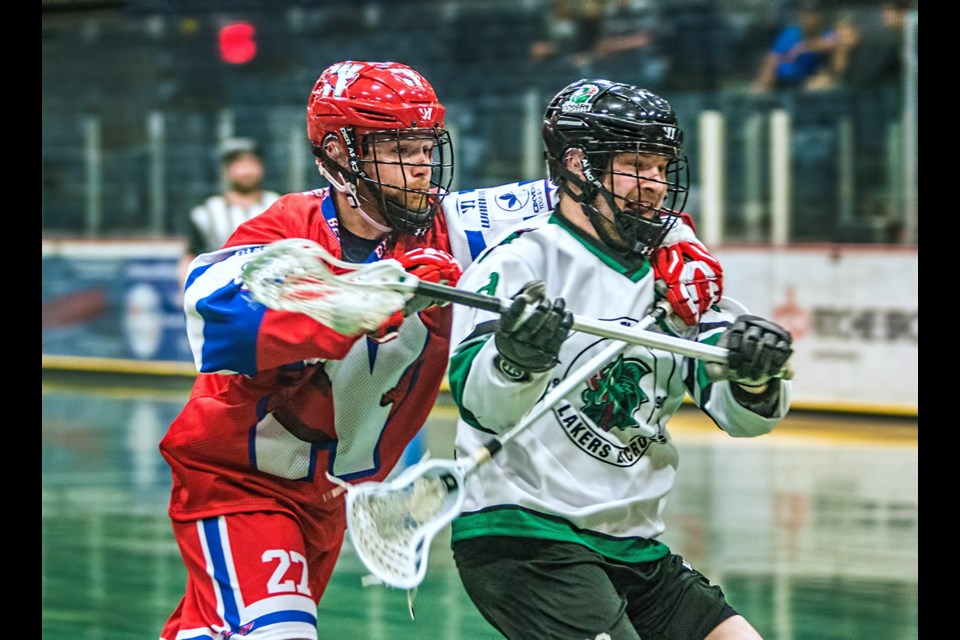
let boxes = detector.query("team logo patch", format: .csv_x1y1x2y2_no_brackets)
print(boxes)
552,350,666,466
581,355,648,431
561,84,601,112
321,62,363,97
496,188,530,212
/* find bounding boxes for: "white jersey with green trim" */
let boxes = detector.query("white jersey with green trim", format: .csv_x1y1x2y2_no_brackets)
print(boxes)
447,212,790,544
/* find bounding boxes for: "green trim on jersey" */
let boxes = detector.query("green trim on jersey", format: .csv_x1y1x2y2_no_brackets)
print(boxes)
451,507,671,564
694,331,724,398
448,337,489,431
549,214,652,282
474,229,529,265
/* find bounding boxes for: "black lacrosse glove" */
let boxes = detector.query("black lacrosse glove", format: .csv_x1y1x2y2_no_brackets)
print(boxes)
494,281,573,381
714,314,793,387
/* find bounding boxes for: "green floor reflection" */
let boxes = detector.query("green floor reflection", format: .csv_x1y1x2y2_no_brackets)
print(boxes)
42,376,918,640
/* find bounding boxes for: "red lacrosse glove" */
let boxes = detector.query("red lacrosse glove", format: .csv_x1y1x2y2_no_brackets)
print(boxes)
652,241,723,327
368,309,405,344
396,247,463,287
397,247,463,315
368,247,461,343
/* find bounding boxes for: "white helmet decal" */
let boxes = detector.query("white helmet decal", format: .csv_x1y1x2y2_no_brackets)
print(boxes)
321,62,363,98
389,67,426,89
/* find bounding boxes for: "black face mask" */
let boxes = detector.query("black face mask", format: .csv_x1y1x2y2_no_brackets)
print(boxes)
560,153,684,260
317,128,455,237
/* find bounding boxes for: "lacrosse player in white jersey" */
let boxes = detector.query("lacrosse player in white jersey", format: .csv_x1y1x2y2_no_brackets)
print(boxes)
447,79,793,640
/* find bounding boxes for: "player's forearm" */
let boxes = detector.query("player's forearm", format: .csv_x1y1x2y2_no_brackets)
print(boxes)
185,259,361,375
450,336,551,434
704,379,791,437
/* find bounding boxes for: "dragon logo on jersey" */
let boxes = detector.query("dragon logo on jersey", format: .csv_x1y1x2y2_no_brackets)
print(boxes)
553,347,666,467
581,355,649,431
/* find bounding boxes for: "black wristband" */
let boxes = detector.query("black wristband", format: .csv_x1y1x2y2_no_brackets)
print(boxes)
495,355,532,382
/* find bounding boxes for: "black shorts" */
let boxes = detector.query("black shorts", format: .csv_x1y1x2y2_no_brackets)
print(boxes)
453,536,737,640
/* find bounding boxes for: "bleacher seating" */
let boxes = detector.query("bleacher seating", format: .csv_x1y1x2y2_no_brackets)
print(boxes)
41,0,913,245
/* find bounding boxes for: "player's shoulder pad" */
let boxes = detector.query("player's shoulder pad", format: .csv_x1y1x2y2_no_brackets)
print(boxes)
441,180,559,267
443,179,558,232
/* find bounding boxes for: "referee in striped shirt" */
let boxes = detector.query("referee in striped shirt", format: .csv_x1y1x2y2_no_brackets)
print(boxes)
180,137,281,283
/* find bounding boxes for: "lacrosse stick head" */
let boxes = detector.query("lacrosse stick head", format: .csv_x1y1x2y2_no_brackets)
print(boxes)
345,458,467,591
240,239,417,336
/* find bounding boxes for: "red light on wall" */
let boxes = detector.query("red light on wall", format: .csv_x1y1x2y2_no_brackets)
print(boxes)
219,22,256,64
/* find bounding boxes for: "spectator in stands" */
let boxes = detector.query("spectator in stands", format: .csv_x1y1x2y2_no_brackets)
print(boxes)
179,137,281,284
529,0,604,72
832,1,909,91
751,1,838,93
585,0,664,85
826,2,911,242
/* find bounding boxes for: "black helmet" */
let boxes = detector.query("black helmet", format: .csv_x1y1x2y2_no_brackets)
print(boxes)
543,79,689,258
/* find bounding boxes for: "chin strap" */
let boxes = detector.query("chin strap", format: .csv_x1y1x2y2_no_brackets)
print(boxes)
559,162,638,260
574,161,672,259
317,163,393,236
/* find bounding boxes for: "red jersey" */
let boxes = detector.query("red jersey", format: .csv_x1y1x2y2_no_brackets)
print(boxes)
161,188,454,523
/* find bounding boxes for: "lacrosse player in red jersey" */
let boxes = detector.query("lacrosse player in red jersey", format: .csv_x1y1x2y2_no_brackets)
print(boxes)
446,79,793,640
161,59,732,639
159,60,469,640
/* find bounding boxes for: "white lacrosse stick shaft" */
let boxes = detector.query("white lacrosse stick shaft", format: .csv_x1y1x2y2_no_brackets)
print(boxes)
414,281,729,365
242,239,730,365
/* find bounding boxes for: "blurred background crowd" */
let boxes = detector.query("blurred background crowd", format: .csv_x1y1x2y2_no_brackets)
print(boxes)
42,0,917,246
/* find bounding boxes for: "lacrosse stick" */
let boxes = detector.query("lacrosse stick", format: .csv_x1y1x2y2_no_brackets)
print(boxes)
338,302,671,593
241,238,731,366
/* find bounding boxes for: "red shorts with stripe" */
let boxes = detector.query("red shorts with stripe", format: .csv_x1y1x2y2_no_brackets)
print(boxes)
160,509,345,640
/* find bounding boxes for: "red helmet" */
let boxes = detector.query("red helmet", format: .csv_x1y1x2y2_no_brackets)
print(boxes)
308,60,446,142
307,61,453,235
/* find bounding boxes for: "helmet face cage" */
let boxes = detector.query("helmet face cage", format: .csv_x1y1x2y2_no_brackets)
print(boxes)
307,60,453,235
583,146,689,257
358,128,454,235
543,79,689,257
